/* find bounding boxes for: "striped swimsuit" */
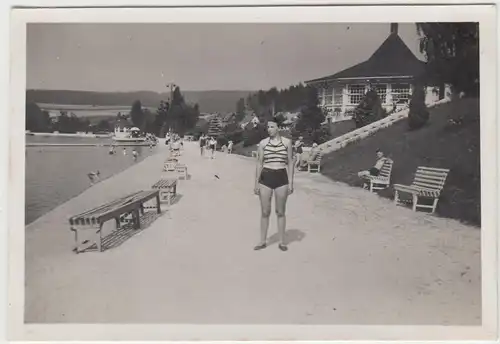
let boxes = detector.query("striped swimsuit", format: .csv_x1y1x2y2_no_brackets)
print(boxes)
259,137,289,189
262,138,288,165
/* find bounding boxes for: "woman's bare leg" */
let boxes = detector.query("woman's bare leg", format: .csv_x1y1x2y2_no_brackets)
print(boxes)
274,184,290,247
257,184,273,246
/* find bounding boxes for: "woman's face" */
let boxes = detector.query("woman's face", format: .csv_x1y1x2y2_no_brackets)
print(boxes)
267,121,278,136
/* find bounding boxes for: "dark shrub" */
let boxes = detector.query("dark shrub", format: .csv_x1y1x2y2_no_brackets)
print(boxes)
408,85,430,130
352,88,387,128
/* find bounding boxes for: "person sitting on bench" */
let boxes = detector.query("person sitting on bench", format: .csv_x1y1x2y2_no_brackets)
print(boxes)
358,149,387,178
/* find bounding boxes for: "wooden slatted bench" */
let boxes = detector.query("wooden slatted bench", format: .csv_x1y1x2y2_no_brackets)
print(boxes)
152,178,177,205
362,158,394,192
68,190,161,253
393,166,450,213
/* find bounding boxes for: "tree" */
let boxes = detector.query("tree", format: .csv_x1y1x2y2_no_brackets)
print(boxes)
292,86,327,144
154,100,170,136
416,23,479,96
130,100,144,128
408,84,430,130
235,98,246,121
352,88,387,128
97,119,112,132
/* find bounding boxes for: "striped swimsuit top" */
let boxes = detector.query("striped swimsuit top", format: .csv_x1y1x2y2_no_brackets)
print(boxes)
263,137,288,165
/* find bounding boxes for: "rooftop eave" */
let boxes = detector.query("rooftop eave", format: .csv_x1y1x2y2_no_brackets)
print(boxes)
306,75,416,85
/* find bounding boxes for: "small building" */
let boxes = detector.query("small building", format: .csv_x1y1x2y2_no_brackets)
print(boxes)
305,23,448,123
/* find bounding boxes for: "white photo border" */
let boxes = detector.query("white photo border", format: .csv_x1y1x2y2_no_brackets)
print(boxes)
7,3,498,342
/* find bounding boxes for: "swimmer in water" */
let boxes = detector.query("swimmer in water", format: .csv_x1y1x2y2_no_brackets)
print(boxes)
87,170,101,184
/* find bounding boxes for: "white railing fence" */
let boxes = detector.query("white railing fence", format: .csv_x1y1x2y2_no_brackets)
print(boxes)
317,98,451,155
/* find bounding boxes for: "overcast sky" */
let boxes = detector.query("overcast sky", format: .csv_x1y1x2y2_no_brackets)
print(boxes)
27,23,424,92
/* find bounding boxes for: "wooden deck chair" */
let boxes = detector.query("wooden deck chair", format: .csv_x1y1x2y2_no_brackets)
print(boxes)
163,161,178,172
307,153,322,173
175,164,188,180
362,158,394,192
393,166,450,213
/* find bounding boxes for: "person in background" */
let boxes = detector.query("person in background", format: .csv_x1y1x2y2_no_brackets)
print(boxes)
209,136,217,159
299,142,320,170
294,136,304,169
358,149,387,178
87,170,101,184
199,134,207,156
122,147,127,155
171,139,181,156
227,140,234,154
132,148,138,161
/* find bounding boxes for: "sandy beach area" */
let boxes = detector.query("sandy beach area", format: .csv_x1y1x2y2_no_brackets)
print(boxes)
25,142,481,325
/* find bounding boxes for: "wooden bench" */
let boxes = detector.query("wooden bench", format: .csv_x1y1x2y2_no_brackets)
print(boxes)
307,153,322,173
68,190,161,253
362,158,394,192
393,166,450,213
175,163,188,179
152,178,177,205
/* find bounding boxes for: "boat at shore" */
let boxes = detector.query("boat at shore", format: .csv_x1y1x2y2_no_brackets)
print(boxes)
112,126,157,146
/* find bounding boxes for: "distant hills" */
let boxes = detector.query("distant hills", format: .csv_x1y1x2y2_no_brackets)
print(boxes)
26,89,255,114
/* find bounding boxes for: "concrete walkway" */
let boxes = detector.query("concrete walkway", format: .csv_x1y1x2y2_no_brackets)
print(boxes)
25,142,481,325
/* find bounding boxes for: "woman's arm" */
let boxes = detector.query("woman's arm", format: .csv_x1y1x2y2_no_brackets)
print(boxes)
255,140,265,188
287,139,295,187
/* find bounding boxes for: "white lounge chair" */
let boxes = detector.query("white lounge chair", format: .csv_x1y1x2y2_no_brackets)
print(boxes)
362,158,394,192
307,153,322,173
393,166,450,213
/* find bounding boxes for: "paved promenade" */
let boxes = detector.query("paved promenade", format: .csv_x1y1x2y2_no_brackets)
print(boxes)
25,142,481,325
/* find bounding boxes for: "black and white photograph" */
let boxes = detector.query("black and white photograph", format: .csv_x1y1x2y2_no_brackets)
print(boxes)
7,3,498,342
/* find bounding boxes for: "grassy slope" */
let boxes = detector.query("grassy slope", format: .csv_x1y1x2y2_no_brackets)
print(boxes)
320,98,481,226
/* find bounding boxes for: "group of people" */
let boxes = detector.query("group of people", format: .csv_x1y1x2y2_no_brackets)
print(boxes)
165,132,184,157
198,134,219,159
292,136,322,171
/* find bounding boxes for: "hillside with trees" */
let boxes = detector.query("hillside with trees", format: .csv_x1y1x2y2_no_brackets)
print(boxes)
26,86,200,136
26,89,253,114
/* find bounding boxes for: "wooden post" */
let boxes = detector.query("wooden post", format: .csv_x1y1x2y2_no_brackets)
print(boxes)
96,223,103,252
412,194,418,212
73,228,79,253
431,198,439,214
133,209,141,229
156,194,161,214
394,190,399,205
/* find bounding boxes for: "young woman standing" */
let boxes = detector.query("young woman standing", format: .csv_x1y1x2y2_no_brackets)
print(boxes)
254,117,294,252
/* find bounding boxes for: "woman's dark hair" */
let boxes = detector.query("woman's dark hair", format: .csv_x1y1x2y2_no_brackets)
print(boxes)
268,114,285,127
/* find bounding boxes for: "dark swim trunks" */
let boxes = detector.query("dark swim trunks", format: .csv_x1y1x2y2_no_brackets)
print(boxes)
259,168,289,189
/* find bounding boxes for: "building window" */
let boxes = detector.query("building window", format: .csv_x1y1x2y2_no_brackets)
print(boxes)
333,86,343,105
324,86,333,106
373,84,387,104
318,88,325,105
348,84,365,105
391,83,411,104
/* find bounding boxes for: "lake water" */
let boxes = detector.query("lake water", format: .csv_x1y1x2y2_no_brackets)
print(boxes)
25,135,159,225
